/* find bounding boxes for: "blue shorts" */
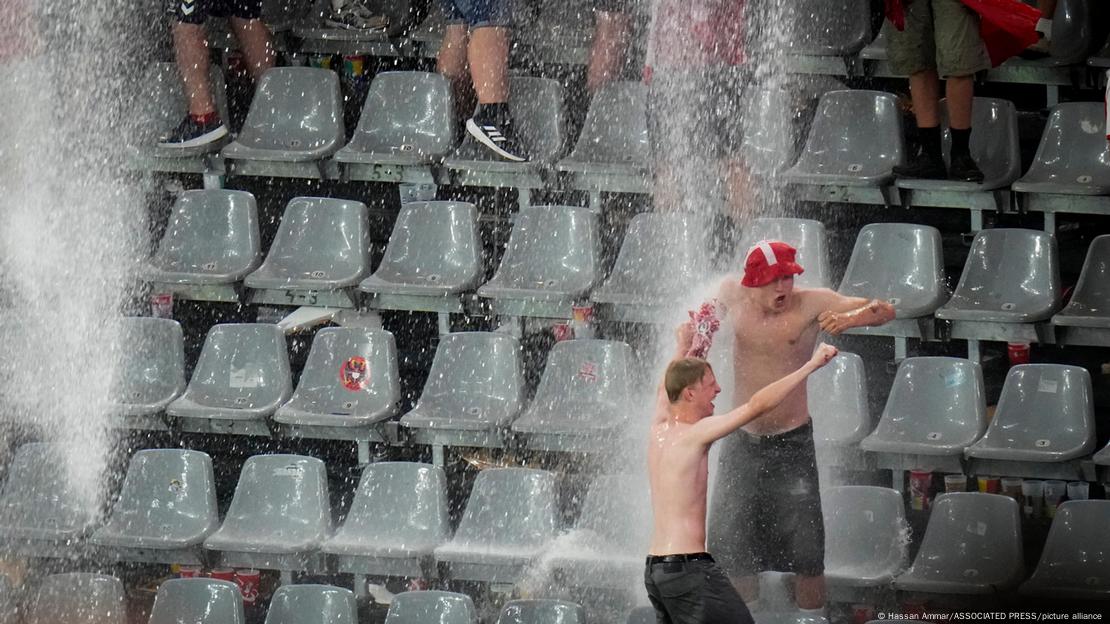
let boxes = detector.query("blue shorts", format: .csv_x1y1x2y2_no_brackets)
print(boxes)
439,0,511,27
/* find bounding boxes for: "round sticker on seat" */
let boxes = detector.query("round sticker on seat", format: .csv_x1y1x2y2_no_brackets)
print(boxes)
1035,439,1051,447
1077,175,1093,184
847,164,863,173
963,568,979,578
1001,302,1016,311
927,432,942,440
340,356,369,391
203,261,218,271
888,297,900,306
310,270,327,279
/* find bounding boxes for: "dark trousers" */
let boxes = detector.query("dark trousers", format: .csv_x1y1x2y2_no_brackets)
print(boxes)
644,555,755,624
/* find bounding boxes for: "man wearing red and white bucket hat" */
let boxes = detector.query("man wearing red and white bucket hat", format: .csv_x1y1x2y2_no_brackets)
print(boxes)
706,240,895,615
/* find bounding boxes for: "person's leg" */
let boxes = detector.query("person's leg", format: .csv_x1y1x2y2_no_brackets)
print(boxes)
794,575,827,611
706,433,765,607
587,8,632,94
172,22,217,117
229,17,275,81
467,26,510,104
888,0,945,179
437,23,474,121
704,562,756,624
935,0,990,181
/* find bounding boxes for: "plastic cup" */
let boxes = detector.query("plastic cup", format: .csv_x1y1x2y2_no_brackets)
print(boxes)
1043,480,1067,518
234,569,261,606
209,568,235,582
1066,481,1090,501
909,470,933,510
1001,477,1023,501
944,474,967,493
977,475,1001,494
178,566,203,579
1007,342,1030,366
1021,480,1044,519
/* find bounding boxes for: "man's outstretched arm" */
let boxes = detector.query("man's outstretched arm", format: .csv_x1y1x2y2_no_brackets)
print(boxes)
815,290,896,335
688,343,838,446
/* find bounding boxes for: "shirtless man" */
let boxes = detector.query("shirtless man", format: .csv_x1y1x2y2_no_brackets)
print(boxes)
707,240,896,613
645,322,838,624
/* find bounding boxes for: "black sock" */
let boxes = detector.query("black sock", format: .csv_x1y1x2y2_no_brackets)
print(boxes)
476,102,510,122
918,125,942,160
950,127,972,158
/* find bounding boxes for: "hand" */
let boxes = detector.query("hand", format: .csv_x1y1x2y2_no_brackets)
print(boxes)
809,343,838,368
676,321,695,354
817,310,848,335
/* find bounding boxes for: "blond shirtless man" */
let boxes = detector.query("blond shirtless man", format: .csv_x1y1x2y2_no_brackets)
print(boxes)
645,322,838,624
706,240,896,614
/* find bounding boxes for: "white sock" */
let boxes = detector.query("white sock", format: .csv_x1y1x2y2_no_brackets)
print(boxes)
1036,18,1053,38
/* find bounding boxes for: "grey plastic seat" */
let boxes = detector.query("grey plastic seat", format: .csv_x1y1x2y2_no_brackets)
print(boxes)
1020,500,1110,599
166,324,292,432
626,607,655,624
477,206,600,307
204,454,332,571
244,197,370,291
265,585,357,624
556,81,648,175
548,475,651,587
787,0,871,56
445,77,566,170
109,317,186,417
147,190,262,287
1054,234,1110,328
139,62,228,155
335,71,456,166
896,98,1020,191
401,332,523,439
1097,441,1110,465
1040,0,1095,66
221,67,343,163
323,462,450,577
25,573,125,624
808,351,870,447
360,202,481,299
0,575,13,623
148,578,244,624
0,443,100,551
1012,103,1110,195
965,364,1094,462
274,328,399,433
860,20,891,60
822,486,906,587
838,223,947,318
860,357,986,457
739,87,798,177
894,493,1024,594
434,468,558,582
782,90,904,187
737,218,830,289
935,229,1062,323
497,600,585,624
89,449,217,564
592,212,711,307
512,340,635,450
384,591,477,624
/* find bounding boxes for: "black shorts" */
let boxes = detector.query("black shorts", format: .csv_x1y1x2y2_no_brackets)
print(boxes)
644,555,755,624
169,0,261,24
707,421,825,578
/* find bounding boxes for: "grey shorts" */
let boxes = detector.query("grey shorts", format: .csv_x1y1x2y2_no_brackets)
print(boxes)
707,421,825,578
887,0,991,78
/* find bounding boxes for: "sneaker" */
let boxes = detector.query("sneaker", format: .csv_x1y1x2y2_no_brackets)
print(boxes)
949,153,985,183
324,0,389,31
892,150,946,180
466,115,529,162
157,115,228,149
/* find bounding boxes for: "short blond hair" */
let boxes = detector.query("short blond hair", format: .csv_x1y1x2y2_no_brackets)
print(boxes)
665,357,712,403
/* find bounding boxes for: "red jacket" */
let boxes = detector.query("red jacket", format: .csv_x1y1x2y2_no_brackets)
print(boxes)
886,0,1041,66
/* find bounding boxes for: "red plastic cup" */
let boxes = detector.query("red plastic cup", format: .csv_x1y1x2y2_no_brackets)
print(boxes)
234,569,261,606
851,604,876,624
552,323,574,342
977,475,1002,494
150,293,173,319
909,470,933,511
178,566,203,579
1007,342,1031,366
209,568,235,582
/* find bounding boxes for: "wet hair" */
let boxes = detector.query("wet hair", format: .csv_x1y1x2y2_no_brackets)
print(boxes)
665,358,713,403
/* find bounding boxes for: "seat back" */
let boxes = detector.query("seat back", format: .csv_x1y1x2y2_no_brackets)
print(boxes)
345,71,456,160
737,218,830,288
0,443,99,538
787,0,872,55
574,475,651,552
940,98,1020,185
284,327,399,419
822,486,906,579
372,201,480,290
451,77,566,163
180,323,292,411
99,449,217,544
235,67,343,153
1047,0,1095,64
566,81,648,166
408,332,524,425
26,573,126,624
336,462,449,545
110,317,186,410
524,339,634,429
148,578,244,624
740,87,797,176
594,212,711,302
497,600,585,624
870,358,986,450
1058,235,1110,320
788,90,903,181
220,455,332,542
838,223,946,318
484,206,599,295
264,585,357,624
944,229,1061,321
255,197,370,285
808,351,870,445
452,469,557,549
384,591,477,624
1020,102,1110,190
150,190,261,279
1027,500,1110,592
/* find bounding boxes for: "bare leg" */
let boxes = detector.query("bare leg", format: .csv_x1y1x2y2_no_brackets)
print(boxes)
793,574,826,611
229,17,275,81
945,74,974,130
908,69,941,128
437,24,474,118
724,159,757,223
172,22,216,116
468,26,510,104
586,10,631,94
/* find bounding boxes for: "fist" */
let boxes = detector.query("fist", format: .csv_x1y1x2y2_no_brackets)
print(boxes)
811,343,838,367
817,310,847,335
676,321,695,350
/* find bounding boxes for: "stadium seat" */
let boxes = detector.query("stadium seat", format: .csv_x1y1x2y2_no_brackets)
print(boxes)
108,318,186,424
434,468,558,582
591,212,711,317
335,71,456,174
221,67,343,176
244,197,370,307
511,339,635,452
1089,32,1110,67
893,493,1024,594
935,229,1062,325
25,573,126,624
401,332,523,449
859,357,987,474
808,351,871,451
1013,103,1110,196
0,443,100,556
739,87,798,177
860,20,891,60
838,223,947,319
148,578,244,624
89,449,217,565
477,206,599,318
1020,500,1110,599
1039,0,1095,66
323,462,450,578
782,90,904,190
0,576,12,622
360,201,481,312
265,585,357,624
384,591,477,624
204,454,332,572
497,600,586,624
548,474,651,588
273,327,399,442
1053,234,1110,334
140,62,229,156
822,486,907,587
787,0,871,56
556,81,649,181
146,190,262,301
965,365,1095,479
737,218,830,289
167,323,292,436
626,607,655,624
1096,442,1110,465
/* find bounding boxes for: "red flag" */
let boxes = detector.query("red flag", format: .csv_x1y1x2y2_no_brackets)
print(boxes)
885,0,1041,67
